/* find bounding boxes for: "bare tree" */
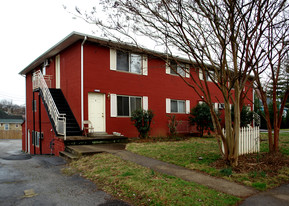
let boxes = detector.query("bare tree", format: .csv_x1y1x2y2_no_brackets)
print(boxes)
253,17,289,152
72,0,289,165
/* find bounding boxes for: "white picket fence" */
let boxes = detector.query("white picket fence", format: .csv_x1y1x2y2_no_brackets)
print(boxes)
222,126,260,155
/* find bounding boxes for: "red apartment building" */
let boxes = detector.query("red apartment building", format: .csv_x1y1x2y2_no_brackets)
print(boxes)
19,32,253,156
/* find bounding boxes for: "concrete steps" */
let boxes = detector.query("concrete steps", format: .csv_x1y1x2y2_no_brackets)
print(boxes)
60,134,128,160
59,151,78,160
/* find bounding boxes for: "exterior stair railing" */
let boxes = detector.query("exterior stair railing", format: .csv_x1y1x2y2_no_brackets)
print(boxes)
32,70,66,140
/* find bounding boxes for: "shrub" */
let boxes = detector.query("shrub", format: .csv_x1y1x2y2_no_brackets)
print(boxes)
131,109,154,138
167,115,179,137
189,103,214,137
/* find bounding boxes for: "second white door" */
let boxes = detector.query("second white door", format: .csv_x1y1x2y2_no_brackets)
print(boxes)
88,93,105,132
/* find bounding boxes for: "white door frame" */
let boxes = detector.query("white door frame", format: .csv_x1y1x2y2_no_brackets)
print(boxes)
88,93,106,132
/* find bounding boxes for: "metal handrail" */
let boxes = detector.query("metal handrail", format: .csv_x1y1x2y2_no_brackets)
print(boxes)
32,70,66,140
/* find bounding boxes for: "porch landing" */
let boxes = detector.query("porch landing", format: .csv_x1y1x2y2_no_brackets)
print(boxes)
59,133,128,160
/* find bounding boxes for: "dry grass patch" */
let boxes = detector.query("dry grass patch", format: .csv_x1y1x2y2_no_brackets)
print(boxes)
63,153,239,206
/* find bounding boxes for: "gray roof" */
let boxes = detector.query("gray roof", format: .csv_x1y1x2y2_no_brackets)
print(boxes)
0,119,23,124
19,31,192,75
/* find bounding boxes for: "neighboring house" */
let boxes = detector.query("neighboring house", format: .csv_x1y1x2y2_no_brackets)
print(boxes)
19,32,254,156
0,111,23,139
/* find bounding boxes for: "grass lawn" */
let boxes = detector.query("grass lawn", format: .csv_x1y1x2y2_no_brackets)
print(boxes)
127,132,289,191
63,153,240,206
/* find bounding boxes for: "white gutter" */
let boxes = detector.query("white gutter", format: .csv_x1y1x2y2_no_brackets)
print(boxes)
81,36,87,130
25,75,28,152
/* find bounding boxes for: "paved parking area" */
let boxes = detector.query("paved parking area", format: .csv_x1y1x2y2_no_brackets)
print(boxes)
0,139,129,206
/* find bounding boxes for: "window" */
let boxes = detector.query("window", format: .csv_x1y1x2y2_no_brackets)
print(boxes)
171,100,186,113
109,48,149,75
117,95,142,116
36,132,40,146
15,124,19,128
166,61,189,77
32,131,41,146
166,98,190,114
219,103,225,109
117,51,142,74
4,124,9,130
199,69,215,81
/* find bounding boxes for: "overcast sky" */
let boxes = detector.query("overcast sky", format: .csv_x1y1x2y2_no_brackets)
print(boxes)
0,0,98,105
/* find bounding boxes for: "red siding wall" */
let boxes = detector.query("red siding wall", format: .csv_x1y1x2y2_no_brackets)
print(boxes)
23,40,254,155
81,42,245,137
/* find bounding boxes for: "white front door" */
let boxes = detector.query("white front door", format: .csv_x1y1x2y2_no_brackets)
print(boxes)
88,93,106,132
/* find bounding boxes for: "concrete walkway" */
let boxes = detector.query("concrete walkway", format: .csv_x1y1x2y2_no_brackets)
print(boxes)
240,184,289,206
107,149,257,198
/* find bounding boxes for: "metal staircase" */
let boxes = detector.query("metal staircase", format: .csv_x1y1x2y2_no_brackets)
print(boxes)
32,71,82,139
49,89,82,136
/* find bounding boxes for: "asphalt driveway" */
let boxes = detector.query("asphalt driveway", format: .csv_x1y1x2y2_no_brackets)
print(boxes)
0,139,130,206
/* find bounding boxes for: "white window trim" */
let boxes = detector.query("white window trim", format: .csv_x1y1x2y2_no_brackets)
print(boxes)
199,69,204,80
110,49,117,70
110,94,117,117
110,49,148,75
166,98,171,113
143,96,148,111
185,100,190,114
214,103,219,111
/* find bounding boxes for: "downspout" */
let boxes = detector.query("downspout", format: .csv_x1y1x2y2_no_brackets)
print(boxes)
38,93,42,155
33,92,36,154
81,36,87,130
24,75,28,153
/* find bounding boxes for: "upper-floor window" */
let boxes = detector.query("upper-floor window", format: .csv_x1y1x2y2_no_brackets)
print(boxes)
4,124,9,130
199,69,215,82
110,49,148,75
166,61,190,78
117,51,142,74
